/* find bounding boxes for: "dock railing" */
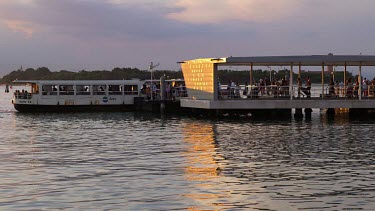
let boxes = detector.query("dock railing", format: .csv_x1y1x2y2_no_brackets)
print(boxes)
218,85,375,100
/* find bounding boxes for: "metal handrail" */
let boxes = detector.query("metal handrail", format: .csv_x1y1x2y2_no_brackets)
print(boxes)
218,84,375,100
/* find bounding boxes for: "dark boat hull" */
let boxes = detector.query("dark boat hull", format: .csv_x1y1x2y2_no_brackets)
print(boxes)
14,104,135,113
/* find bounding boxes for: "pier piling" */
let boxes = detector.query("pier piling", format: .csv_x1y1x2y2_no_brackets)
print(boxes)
294,108,304,119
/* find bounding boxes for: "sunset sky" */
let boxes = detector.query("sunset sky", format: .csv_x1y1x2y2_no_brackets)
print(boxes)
1,0,375,76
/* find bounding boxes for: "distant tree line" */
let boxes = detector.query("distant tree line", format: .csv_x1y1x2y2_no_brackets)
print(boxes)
0,67,353,85
0,67,183,84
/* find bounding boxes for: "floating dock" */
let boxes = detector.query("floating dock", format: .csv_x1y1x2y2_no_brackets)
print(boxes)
174,54,375,118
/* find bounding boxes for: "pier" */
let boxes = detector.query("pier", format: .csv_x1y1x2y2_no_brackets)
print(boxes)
177,55,375,118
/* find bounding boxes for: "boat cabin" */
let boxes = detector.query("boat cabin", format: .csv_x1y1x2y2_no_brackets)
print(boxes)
12,80,144,112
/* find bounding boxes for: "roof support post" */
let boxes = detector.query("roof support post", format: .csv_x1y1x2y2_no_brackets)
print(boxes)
290,63,293,100
322,63,325,99
213,63,218,100
298,63,301,79
344,62,347,96
359,62,362,100
250,63,253,86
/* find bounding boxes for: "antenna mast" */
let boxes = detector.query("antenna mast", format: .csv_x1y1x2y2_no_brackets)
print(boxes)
149,62,160,100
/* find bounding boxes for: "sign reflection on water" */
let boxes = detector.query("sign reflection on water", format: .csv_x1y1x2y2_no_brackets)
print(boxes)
181,121,231,210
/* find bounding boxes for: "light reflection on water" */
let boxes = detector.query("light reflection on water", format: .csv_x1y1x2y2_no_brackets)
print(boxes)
0,87,374,210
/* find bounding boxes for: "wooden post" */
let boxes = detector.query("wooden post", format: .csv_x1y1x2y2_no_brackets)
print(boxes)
290,63,293,100
322,63,325,98
250,63,253,86
344,62,347,96
213,64,218,100
298,63,301,79
359,62,362,100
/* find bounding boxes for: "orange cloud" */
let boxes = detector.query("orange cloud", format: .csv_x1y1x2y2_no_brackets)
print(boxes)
3,19,34,37
167,0,300,24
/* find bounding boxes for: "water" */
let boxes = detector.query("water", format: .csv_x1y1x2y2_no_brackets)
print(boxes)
0,86,374,210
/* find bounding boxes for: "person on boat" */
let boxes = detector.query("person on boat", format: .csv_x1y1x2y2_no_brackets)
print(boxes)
141,84,147,95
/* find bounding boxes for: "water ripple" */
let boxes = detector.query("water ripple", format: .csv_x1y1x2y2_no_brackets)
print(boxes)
0,88,374,210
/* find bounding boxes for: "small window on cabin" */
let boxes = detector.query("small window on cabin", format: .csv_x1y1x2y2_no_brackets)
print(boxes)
124,85,138,95
76,85,90,95
59,85,74,95
93,85,107,95
108,85,122,95
42,85,58,95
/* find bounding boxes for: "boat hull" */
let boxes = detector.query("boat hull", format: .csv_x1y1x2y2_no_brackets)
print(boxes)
14,104,136,113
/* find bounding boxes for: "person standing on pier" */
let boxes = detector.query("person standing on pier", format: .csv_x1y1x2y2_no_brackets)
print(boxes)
297,78,302,98
281,77,288,96
244,82,249,96
329,77,335,96
265,77,271,96
217,81,222,99
303,76,311,98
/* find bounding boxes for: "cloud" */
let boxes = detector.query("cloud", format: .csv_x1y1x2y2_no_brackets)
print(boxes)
1,0,375,76
166,0,301,24
0,0,184,40
3,19,34,37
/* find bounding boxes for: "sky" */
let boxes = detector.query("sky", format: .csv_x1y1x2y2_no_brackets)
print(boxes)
1,0,375,77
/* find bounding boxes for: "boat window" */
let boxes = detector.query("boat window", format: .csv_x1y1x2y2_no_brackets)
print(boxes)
76,85,91,95
59,85,74,95
42,85,58,95
124,85,138,95
109,85,122,95
93,85,107,95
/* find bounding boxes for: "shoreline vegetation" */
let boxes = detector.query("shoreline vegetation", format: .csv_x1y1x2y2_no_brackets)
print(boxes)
0,67,353,85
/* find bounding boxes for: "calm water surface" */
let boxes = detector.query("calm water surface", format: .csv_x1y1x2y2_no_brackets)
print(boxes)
0,86,374,210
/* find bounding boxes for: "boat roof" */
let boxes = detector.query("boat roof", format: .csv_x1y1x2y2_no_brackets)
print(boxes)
144,78,184,83
12,79,144,85
183,55,375,66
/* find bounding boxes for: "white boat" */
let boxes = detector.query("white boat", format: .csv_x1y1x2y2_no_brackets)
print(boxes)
12,79,144,112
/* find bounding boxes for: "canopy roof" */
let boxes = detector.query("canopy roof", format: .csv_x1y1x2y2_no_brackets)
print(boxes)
197,55,375,66
12,79,143,85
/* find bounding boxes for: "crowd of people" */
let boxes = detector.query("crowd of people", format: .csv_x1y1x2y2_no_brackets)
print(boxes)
141,81,187,100
220,76,310,99
341,77,375,98
14,89,31,99
218,75,375,99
